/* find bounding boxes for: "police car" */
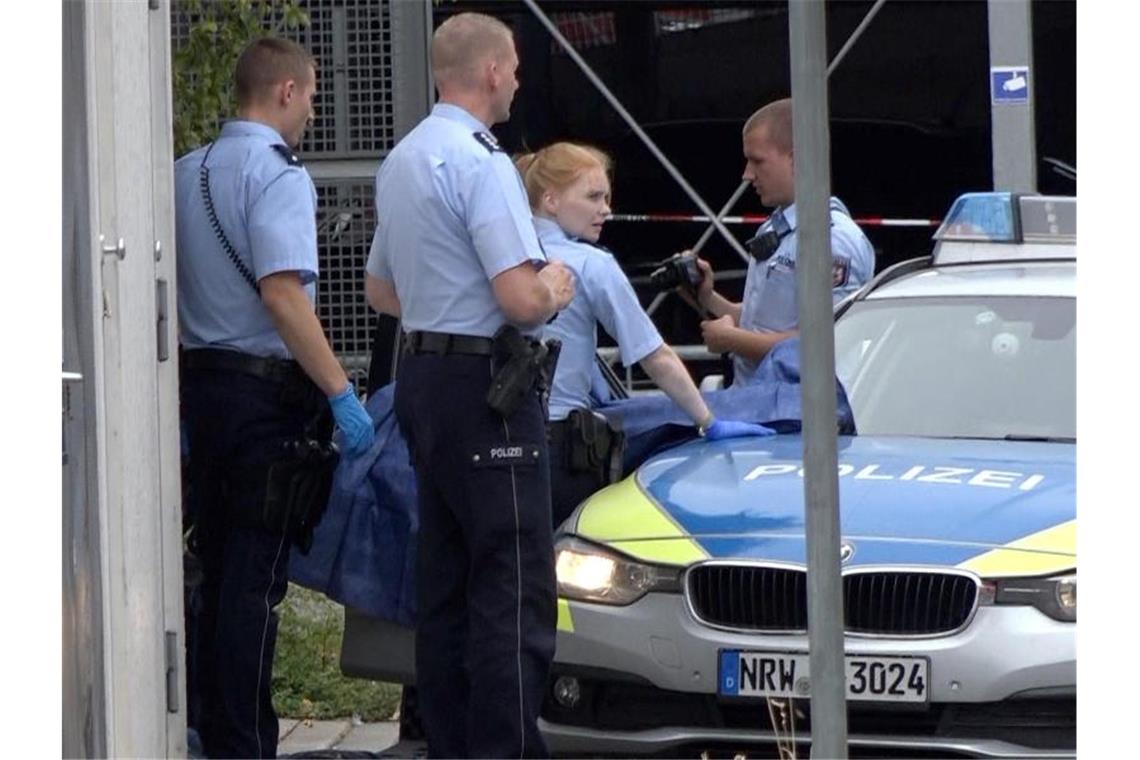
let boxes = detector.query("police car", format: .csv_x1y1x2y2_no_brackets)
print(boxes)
543,193,1076,758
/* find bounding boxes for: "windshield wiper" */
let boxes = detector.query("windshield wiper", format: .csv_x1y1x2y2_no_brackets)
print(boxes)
1003,434,1076,443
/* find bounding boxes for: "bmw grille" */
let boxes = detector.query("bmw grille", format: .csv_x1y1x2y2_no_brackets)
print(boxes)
686,565,979,636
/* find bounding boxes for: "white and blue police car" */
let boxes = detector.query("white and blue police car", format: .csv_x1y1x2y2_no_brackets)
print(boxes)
544,193,1076,758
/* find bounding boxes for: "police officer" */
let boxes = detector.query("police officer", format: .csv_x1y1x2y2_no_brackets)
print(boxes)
363,13,575,758
516,143,774,526
175,37,374,758
690,98,875,386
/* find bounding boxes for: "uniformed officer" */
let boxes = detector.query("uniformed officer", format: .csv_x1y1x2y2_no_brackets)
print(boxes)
175,37,374,758
516,143,774,526
690,98,875,386
363,13,575,758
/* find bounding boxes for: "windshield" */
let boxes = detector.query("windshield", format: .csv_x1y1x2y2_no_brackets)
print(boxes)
835,295,1075,440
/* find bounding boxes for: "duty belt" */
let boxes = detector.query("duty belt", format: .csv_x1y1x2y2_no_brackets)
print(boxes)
404,331,495,357
181,347,303,384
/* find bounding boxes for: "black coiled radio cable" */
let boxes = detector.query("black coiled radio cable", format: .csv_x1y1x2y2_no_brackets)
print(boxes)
199,142,260,295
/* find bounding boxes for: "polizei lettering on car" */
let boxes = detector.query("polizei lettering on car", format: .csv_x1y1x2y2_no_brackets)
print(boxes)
743,462,1046,490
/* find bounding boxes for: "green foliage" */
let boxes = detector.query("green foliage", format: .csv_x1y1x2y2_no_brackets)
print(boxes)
273,583,402,721
172,0,310,157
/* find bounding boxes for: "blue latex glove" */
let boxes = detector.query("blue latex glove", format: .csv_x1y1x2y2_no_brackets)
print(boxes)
328,385,375,456
704,418,776,441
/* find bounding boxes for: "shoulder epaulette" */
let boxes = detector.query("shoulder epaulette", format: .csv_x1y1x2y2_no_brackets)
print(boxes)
473,131,503,154
271,143,303,166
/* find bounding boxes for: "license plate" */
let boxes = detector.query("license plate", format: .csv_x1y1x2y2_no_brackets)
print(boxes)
718,650,929,703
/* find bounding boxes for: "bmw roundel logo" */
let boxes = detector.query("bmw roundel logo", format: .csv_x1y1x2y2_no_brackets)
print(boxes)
839,542,855,563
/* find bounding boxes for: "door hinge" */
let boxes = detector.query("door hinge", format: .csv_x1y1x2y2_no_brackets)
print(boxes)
62,372,82,466
165,630,180,713
156,277,170,362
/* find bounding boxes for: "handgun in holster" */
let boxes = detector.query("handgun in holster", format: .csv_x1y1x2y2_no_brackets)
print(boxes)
536,337,562,417
486,325,562,418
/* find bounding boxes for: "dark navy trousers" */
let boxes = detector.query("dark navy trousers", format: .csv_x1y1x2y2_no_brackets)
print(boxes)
395,353,557,759
182,367,324,759
547,422,605,530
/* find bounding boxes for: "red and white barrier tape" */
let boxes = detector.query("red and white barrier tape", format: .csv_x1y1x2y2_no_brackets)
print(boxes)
607,213,940,227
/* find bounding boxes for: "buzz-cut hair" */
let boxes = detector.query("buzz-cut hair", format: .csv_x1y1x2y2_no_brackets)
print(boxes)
234,37,316,107
743,98,794,154
431,12,514,88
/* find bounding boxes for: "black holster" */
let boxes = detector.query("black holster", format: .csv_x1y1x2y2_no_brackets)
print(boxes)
486,325,562,418
565,408,625,486
263,437,339,554
262,374,338,554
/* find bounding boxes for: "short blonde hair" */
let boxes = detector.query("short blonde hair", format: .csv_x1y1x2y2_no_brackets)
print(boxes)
431,13,514,88
514,142,613,211
743,98,793,154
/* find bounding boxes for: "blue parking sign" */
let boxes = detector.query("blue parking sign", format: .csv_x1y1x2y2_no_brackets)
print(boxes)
991,66,1030,104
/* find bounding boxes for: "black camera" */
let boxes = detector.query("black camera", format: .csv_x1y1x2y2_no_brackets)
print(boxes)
649,251,704,291
746,227,791,262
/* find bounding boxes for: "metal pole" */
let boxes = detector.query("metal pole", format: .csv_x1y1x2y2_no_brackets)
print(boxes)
691,180,751,255
644,290,669,318
788,0,848,756
827,0,888,76
519,0,751,263
987,0,1037,191
389,0,434,142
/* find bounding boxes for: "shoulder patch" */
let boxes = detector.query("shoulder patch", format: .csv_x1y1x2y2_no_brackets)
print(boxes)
832,256,851,287
472,131,503,153
270,143,303,166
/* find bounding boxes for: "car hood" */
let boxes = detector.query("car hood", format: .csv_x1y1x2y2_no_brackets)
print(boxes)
570,434,1075,576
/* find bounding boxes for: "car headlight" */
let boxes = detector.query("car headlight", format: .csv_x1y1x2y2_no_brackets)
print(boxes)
555,536,681,605
991,572,1076,621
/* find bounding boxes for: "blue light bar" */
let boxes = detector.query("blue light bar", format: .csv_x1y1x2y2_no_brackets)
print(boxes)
931,193,1076,264
933,192,1017,242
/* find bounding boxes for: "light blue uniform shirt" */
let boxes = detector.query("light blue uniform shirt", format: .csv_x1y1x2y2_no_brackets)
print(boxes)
366,103,546,338
175,120,318,359
734,197,874,385
536,217,664,421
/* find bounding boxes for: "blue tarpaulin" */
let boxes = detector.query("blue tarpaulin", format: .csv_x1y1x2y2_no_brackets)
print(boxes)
289,339,854,624
288,383,419,627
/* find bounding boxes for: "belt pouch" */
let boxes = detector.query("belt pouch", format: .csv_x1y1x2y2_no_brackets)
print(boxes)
567,409,608,471
566,409,626,484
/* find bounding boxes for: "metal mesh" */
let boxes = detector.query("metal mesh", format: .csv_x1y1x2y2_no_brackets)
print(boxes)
296,1,338,155
173,1,398,390
344,1,395,153
550,11,616,53
170,4,191,44
315,178,377,390
172,0,395,158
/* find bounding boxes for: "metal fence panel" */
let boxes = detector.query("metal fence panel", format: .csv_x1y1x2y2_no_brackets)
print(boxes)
314,178,377,387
